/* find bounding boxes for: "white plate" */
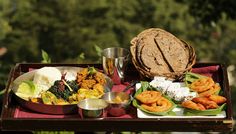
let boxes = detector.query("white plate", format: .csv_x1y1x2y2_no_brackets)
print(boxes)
135,83,226,118
137,108,226,118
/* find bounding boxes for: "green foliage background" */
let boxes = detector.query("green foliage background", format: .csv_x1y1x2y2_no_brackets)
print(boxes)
1,0,236,65
0,0,236,133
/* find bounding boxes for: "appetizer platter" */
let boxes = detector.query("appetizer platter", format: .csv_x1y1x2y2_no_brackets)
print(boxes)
0,28,233,132
134,74,227,118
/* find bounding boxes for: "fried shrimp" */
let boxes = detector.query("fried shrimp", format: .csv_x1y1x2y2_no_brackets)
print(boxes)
198,83,220,97
208,95,227,104
141,97,172,112
181,100,202,110
197,103,206,110
135,91,162,104
192,97,219,109
190,77,215,93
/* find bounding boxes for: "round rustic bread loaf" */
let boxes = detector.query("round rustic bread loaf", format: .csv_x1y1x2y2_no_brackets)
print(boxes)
130,28,196,80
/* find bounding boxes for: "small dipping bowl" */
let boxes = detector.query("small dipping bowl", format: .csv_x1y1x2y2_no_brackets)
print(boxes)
102,92,131,117
77,98,108,118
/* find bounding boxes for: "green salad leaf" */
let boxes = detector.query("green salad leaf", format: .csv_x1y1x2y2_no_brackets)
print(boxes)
184,72,207,87
135,81,150,94
183,103,226,116
15,80,37,99
88,67,97,75
133,82,176,116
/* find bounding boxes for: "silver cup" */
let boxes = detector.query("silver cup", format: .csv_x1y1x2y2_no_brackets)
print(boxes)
102,92,131,117
102,47,129,84
77,98,108,118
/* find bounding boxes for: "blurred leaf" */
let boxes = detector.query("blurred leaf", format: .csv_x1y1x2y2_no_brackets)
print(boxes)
76,52,85,64
94,44,102,57
79,52,85,60
41,49,51,63
0,19,12,40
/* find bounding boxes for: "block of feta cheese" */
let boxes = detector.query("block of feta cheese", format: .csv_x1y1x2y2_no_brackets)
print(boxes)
149,77,197,102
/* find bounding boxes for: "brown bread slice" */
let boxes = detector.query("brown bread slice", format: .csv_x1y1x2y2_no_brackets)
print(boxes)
140,44,171,74
154,31,189,72
135,29,158,71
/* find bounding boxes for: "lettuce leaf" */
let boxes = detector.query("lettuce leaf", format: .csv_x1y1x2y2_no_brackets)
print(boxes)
184,72,207,86
15,80,37,99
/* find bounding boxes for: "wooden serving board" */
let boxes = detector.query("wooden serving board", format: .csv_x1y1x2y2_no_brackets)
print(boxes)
0,63,233,132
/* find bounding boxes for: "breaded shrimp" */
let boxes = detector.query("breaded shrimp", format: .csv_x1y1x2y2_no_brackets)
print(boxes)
192,97,219,109
208,95,227,104
182,100,201,110
197,103,206,110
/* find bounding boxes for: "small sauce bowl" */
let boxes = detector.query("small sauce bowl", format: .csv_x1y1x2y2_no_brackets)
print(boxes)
77,98,108,118
102,92,131,117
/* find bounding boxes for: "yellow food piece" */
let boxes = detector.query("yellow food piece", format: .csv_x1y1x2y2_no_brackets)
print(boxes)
30,98,40,103
112,96,123,103
77,87,104,100
54,98,69,105
41,91,57,105
111,96,128,104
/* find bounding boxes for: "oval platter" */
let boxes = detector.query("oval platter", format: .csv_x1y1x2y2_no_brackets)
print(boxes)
11,67,113,115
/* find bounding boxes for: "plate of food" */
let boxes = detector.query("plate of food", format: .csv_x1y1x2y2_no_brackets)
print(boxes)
182,72,227,116
132,81,176,116
133,72,227,118
11,66,113,114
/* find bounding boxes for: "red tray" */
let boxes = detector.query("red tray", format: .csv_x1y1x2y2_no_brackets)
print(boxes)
0,63,233,132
